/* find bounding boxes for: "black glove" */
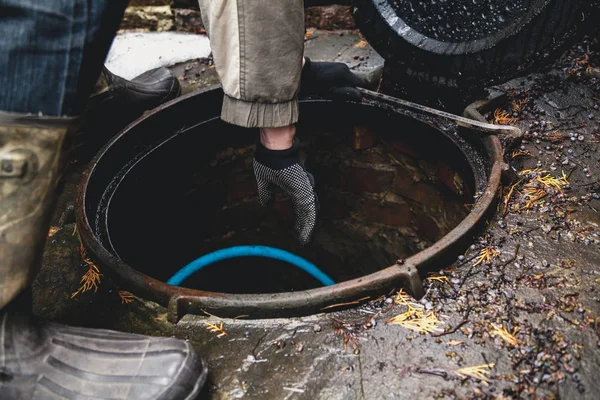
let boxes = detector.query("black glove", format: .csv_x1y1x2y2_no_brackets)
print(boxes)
253,138,318,245
300,57,364,102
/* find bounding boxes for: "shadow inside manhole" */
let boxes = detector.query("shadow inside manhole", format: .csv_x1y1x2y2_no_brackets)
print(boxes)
96,101,475,294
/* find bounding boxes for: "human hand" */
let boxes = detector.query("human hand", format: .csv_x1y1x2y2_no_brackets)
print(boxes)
253,138,318,245
300,57,364,102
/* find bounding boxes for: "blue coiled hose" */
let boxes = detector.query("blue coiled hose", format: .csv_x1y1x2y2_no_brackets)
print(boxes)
166,245,335,287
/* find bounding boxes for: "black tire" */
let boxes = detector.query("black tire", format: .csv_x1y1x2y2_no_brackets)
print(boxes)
352,0,597,90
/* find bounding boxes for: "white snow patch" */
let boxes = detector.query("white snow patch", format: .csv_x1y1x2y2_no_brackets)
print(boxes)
105,32,211,80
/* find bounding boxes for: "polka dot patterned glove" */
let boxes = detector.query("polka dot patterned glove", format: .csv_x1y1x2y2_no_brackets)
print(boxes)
253,138,318,245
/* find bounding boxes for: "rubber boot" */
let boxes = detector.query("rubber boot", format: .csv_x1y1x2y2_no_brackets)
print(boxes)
90,66,181,111
72,66,182,163
0,113,207,399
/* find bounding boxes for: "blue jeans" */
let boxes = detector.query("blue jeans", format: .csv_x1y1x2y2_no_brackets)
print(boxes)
0,0,127,117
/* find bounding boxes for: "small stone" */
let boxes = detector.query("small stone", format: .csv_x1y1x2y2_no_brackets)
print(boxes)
570,137,577,142
458,255,465,261
385,297,393,304
536,161,542,167
588,114,595,120
567,148,574,154
273,340,285,349
296,343,304,352
562,158,569,165
583,167,589,173
244,331,251,338
313,324,322,333
569,132,575,137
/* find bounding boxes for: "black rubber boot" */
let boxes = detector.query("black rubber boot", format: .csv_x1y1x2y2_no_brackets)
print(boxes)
0,313,207,399
71,66,182,164
90,66,181,111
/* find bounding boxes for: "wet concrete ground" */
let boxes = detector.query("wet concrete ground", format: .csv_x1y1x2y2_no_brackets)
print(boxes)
35,30,600,399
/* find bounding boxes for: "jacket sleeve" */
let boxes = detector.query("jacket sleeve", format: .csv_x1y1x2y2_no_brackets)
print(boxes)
198,0,305,128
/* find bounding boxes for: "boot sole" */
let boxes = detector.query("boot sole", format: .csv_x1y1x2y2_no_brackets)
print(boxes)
184,358,209,400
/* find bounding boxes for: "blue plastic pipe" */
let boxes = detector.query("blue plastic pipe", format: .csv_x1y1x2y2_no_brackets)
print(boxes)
167,245,335,287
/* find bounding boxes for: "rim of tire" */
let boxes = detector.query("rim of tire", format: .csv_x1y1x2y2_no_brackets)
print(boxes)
364,0,550,55
352,0,587,88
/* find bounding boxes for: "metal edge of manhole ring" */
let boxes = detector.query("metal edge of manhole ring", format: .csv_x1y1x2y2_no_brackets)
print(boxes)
75,86,505,322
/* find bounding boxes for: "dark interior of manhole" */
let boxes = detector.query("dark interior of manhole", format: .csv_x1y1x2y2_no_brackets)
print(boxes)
97,102,476,294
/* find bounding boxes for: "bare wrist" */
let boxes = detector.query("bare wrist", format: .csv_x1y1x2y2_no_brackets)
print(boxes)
259,125,296,150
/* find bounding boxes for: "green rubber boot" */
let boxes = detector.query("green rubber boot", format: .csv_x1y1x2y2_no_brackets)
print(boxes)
0,113,207,399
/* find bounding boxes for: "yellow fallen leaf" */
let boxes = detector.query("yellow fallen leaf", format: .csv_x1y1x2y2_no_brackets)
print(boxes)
455,363,495,386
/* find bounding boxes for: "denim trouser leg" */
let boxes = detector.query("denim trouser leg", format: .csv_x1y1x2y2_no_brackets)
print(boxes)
0,0,127,117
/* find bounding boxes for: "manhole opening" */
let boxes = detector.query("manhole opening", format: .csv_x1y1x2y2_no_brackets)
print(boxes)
97,102,476,294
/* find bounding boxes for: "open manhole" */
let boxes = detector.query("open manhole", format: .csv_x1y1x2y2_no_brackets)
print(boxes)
77,86,505,320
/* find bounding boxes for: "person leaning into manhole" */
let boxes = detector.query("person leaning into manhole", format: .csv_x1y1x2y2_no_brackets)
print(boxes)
198,1,364,245
0,0,362,399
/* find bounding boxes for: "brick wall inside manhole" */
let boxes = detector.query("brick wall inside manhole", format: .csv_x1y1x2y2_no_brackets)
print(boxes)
97,101,476,294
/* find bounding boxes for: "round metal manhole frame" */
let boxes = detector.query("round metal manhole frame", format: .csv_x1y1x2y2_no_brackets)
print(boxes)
76,85,506,321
